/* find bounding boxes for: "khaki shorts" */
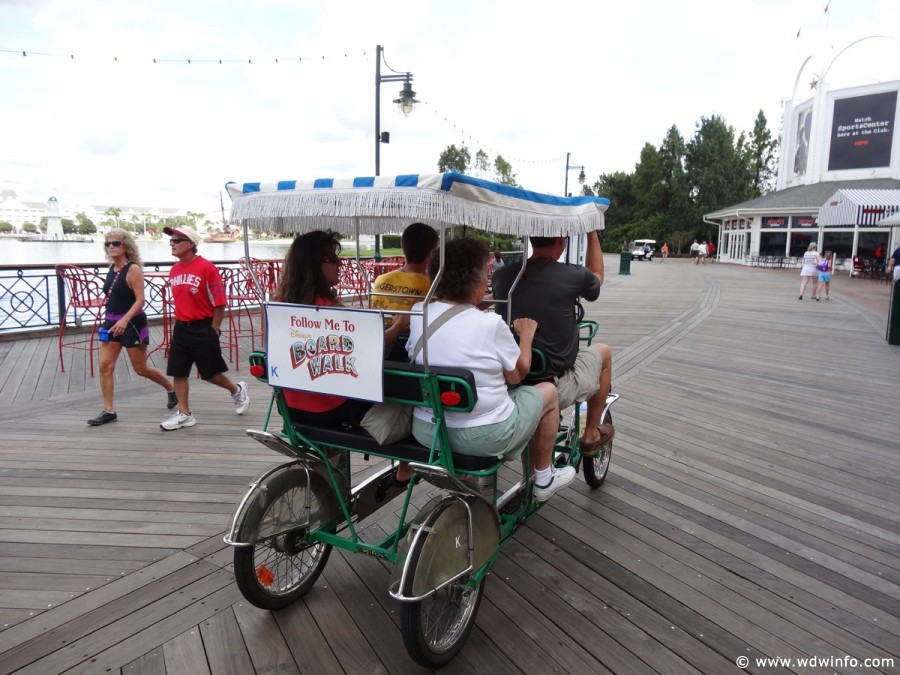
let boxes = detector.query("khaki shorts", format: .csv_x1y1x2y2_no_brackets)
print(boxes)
556,347,602,409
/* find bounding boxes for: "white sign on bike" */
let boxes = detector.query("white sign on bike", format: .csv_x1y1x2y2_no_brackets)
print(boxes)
265,302,384,402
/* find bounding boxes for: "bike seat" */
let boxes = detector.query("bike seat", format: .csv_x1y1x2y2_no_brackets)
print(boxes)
289,422,499,471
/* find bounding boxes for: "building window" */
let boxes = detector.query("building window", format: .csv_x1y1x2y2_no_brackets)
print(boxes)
759,232,787,256
821,231,854,258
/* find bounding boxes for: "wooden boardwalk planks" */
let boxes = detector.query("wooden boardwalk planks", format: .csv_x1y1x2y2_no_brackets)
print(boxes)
0,260,897,673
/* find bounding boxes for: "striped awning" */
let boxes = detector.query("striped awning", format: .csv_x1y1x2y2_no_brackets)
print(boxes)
225,172,609,236
817,189,900,226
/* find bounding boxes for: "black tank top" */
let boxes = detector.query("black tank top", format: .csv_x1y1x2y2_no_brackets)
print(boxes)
104,262,136,314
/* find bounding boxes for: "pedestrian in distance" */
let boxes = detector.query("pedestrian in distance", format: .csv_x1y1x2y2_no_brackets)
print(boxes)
160,225,249,431
690,240,700,264
798,242,821,300
814,251,833,301
660,243,669,263
88,229,177,426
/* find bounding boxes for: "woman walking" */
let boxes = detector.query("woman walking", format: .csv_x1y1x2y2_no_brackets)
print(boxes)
88,230,177,426
798,242,820,300
814,251,833,300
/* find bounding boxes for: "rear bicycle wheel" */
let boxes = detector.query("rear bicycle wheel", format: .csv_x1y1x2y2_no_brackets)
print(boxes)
583,440,612,488
233,471,333,610
583,410,612,489
400,502,486,667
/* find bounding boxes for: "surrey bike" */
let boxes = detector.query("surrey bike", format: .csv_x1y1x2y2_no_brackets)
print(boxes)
222,172,618,667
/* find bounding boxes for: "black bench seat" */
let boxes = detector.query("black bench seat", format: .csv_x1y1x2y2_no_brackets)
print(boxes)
285,359,499,473
289,422,499,472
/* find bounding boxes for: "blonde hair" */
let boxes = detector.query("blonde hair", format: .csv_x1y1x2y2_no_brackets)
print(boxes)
104,229,142,267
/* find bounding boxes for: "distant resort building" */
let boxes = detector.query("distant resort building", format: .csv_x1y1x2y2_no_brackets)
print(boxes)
0,188,185,233
706,79,900,265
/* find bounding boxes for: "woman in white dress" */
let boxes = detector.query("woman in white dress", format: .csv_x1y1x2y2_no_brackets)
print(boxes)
798,241,821,300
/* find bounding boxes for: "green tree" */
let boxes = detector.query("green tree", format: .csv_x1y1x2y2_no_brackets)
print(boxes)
61,218,76,234
685,115,751,241
632,143,666,219
437,144,471,173
744,109,778,197
186,211,205,228
104,207,122,229
23,222,38,233
75,212,96,235
474,149,490,177
585,171,637,249
0,221,12,234
493,155,518,186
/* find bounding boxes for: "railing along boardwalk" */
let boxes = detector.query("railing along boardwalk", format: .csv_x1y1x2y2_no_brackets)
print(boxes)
0,258,898,674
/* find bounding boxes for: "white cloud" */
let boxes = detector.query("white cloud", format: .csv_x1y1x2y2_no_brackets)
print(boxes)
1,0,898,212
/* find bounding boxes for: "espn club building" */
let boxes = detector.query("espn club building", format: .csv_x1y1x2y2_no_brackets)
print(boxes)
706,80,900,266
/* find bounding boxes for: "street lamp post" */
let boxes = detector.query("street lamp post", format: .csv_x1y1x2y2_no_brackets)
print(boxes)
564,152,586,197
374,44,419,260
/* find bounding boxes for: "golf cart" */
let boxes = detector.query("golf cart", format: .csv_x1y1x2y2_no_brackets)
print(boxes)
631,238,656,261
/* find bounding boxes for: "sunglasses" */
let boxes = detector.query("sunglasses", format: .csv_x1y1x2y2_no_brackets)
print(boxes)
104,241,123,248
169,237,191,244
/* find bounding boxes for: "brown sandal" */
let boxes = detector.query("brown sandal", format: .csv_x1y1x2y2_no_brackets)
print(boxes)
580,421,614,457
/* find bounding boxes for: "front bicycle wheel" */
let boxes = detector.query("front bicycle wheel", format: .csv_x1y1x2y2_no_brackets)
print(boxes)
400,502,486,667
233,471,334,610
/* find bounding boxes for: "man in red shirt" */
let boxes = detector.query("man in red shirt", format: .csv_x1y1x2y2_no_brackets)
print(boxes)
161,226,249,430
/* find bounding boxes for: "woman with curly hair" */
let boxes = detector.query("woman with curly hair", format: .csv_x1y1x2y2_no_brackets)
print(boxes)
275,230,407,428
88,229,177,426
406,237,574,502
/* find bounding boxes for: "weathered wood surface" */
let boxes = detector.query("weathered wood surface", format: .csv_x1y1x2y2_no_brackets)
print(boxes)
0,259,898,674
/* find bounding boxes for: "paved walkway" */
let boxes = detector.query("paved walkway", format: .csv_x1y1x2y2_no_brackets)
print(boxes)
0,258,898,674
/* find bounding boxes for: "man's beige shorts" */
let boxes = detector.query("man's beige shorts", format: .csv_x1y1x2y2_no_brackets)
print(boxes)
556,347,602,409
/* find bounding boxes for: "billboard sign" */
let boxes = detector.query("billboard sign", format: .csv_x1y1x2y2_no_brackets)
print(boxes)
827,91,897,171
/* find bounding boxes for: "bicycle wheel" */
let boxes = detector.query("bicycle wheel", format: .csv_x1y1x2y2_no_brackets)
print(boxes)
583,409,613,489
400,501,486,667
583,439,612,488
233,470,334,610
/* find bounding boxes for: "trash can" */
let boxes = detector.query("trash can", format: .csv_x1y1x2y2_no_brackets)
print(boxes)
888,278,900,345
619,250,631,275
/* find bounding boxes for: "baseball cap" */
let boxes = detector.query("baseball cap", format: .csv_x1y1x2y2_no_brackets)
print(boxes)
163,225,202,244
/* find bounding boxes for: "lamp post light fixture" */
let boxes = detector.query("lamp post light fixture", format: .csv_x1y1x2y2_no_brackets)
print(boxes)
375,44,419,260
564,152,586,197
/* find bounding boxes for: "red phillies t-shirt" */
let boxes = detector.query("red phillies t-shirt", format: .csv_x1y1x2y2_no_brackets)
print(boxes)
168,256,226,321
283,296,346,413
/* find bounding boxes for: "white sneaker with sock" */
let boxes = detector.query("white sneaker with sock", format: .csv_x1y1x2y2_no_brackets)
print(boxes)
533,465,576,502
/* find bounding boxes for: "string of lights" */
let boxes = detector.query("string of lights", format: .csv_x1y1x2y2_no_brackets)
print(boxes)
2,45,568,171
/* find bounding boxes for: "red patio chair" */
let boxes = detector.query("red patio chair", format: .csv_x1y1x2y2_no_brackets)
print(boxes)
220,267,265,370
56,264,106,376
338,258,369,307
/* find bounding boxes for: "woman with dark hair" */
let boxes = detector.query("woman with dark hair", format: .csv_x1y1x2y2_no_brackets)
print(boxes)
88,229,177,426
275,230,407,428
406,238,574,501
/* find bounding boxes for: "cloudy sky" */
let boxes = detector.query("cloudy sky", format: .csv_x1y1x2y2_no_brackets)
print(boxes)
1,0,899,218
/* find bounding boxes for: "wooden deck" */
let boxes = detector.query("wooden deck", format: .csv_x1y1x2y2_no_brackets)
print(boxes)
0,259,898,674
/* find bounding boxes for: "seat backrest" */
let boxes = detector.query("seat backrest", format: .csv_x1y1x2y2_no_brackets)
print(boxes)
56,264,104,308
383,360,477,413
248,352,477,413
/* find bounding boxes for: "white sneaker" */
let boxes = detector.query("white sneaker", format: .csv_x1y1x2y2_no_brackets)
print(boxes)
160,411,196,431
232,381,250,415
533,466,576,502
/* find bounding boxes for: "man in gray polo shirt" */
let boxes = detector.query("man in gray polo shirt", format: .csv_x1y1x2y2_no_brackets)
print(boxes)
492,231,614,456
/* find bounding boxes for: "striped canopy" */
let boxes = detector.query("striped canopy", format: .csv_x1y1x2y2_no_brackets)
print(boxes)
817,189,900,227
225,172,609,236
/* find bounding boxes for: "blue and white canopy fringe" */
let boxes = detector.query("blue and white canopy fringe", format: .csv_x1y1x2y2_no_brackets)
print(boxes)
226,172,609,237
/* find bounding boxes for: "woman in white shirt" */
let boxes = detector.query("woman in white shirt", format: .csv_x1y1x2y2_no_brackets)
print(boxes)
799,241,821,299
407,238,575,501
